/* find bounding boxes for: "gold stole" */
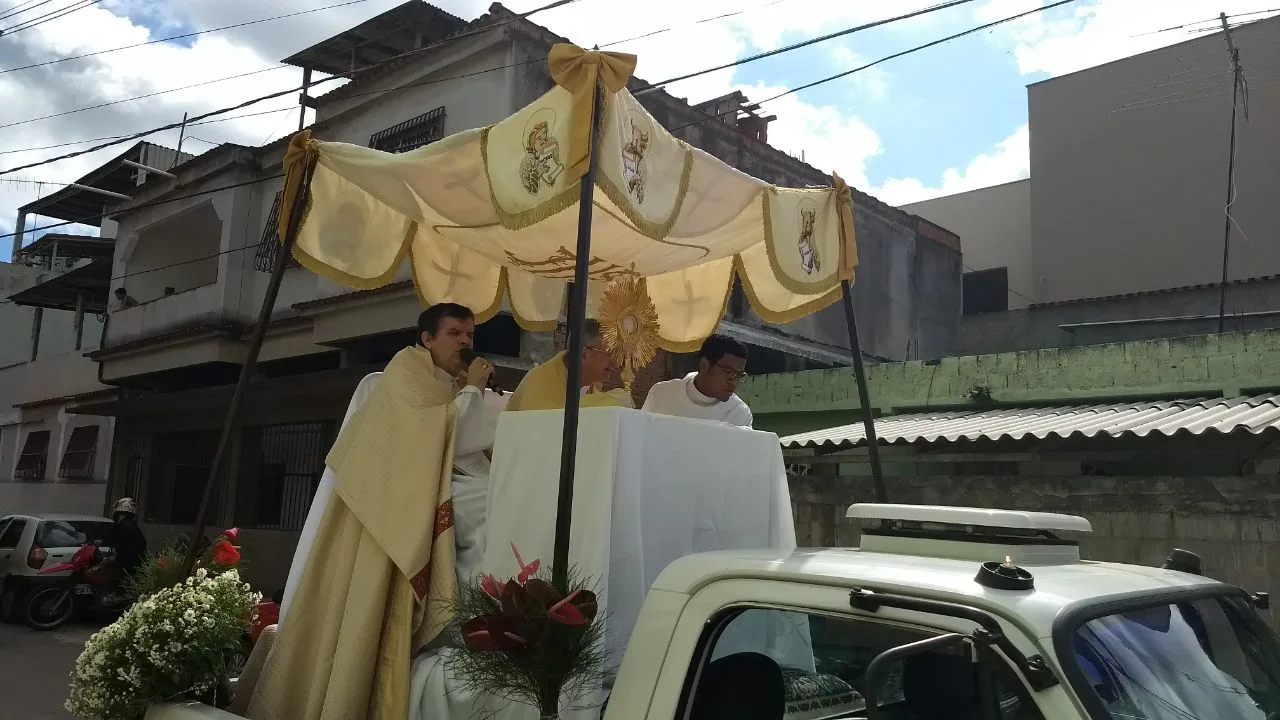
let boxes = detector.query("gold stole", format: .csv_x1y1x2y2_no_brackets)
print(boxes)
504,351,628,412
246,346,458,720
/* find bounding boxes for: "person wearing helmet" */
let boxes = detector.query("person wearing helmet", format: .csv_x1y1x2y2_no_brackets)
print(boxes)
110,498,147,577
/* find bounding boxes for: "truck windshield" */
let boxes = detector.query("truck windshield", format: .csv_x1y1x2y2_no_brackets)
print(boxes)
1068,593,1280,719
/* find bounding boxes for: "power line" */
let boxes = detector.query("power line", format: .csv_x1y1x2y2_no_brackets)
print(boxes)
0,0,56,23
1,0,973,176
0,107,297,155
0,0,586,174
0,0,376,76
0,0,104,37
669,0,1080,132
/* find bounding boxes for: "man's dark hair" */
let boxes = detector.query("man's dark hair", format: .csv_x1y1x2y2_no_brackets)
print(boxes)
417,303,474,345
698,334,747,364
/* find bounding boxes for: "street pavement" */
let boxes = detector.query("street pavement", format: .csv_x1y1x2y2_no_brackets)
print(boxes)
0,620,99,719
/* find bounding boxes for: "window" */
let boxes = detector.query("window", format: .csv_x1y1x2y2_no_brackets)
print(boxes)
253,191,302,274
962,267,1010,315
685,607,1045,720
236,422,332,530
35,520,112,549
59,425,100,480
0,518,27,549
15,430,51,481
368,106,446,153
146,430,221,525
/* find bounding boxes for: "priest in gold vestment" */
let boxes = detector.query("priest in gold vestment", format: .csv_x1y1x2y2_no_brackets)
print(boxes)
245,303,504,720
505,319,634,411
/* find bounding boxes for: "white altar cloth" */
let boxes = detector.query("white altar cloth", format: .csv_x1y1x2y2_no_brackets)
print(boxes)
483,407,811,672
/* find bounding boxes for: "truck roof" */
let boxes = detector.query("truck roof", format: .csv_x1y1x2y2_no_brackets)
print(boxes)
652,547,1222,637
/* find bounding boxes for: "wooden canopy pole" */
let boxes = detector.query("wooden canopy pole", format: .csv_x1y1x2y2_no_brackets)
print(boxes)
839,279,888,503
552,81,603,592
182,157,318,576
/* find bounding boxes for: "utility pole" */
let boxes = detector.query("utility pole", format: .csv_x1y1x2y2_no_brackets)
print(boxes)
1217,12,1244,333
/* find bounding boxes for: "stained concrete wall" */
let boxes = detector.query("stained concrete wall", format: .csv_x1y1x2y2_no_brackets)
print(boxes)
739,329,1280,435
960,276,1280,356
789,472,1280,623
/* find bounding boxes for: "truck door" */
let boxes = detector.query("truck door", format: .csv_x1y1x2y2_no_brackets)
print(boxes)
644,579,1077,720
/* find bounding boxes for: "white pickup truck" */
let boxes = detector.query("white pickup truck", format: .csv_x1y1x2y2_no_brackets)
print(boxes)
148,504,1280,720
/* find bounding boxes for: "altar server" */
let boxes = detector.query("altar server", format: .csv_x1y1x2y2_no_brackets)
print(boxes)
642,334,753,428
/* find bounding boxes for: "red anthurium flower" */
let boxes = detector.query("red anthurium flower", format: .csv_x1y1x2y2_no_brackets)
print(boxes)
462,616,498,651
510,543,540,584
570,589,599,623
210,541,241,566
222,527,240,543
522,578,559,610
548,591,587,626
500,579,536,619
480,573,503,601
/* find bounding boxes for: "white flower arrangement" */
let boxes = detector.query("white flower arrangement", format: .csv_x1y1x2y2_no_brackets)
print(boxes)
66,568,261,720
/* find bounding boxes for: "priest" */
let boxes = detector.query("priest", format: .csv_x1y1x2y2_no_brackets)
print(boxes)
642,334,753,427
504,319,634,411
244,303,507,720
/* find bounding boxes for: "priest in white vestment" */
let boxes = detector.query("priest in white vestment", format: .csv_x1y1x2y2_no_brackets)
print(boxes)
642,334,753,427
280,303,507,627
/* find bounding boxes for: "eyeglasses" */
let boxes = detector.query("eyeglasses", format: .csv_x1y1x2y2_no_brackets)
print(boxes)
714,362,748,381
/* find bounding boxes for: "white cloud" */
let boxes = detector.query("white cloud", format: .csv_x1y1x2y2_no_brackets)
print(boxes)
875,125,1029,205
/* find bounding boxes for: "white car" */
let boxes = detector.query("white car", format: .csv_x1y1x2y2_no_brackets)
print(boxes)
152,504,1280,719
0,512,116,622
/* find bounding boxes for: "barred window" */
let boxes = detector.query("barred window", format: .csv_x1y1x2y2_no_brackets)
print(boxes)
253,190,302,274
236,422,333,531
369,106,446,154
59,425,100,480
15,430,51,481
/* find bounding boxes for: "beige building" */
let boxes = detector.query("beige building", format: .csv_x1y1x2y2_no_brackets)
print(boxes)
907,15,1280,310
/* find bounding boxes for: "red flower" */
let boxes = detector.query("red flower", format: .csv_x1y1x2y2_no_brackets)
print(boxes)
549,591,586,626
210,541,240,566
480,574,503,601
222,527,240,543
156,556,168,569
462,615,528,656
510,544,540,584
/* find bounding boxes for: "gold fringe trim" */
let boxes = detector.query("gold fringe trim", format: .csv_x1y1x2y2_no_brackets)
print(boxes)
480,115,585,232
761,187,845,297
593,97,694,241
291,211,416,291
653,263,737,354
735,253,842,326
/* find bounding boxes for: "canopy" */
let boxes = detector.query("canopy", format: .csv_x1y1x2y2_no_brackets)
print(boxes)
279,44,859,352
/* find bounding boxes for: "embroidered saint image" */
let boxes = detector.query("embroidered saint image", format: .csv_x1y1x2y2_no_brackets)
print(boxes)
798,207,821,275
621,119,649,204
519,119,565,195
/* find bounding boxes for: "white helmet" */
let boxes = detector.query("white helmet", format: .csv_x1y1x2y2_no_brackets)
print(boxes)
112,497,138,516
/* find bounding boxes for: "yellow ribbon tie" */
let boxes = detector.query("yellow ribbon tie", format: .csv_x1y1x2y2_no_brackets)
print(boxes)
831,172,859,282
279,129,320,245
548,43,638,184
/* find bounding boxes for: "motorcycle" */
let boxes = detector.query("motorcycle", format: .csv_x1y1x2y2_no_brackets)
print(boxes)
24,541,130,631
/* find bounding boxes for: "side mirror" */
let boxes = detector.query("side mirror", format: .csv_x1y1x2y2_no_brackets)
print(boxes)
1253,592,1270,611
865,633,971,720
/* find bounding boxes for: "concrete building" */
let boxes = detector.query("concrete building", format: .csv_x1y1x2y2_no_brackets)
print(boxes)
0,142,187,515
63,1,961,591
739,329,1280,621
904,15,1280,353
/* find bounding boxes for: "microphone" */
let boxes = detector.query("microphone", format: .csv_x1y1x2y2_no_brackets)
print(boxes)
459,349,504,395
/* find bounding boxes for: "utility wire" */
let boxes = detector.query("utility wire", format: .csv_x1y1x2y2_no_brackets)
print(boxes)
5,0,1076,252
0,0,56,23
0,0,972,176
0,107,297,155
0,0,104,37
0,0,375,75
668,0,1080,131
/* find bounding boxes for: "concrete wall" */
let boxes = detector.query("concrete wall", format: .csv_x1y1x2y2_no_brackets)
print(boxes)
903,179,1031,309
739,328,1280,434
1028,17,1280,303
788,471,1280,623
0,402,113,515
960,276,1280,355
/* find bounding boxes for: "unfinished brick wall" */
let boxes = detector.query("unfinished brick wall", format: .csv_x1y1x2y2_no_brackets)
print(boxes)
553,325,675,407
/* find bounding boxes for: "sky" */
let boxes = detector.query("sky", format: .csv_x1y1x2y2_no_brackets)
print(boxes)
0,0,1276,260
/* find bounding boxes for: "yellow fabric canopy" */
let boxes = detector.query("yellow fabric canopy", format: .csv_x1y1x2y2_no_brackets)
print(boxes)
282,44,858,351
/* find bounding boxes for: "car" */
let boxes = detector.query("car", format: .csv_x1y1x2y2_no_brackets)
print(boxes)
0,512,116,622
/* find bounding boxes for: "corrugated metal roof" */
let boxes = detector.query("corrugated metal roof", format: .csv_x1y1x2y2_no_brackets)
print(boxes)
780,394,1280,449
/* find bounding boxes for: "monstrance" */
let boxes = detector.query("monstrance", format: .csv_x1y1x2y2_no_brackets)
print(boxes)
598,275,660,391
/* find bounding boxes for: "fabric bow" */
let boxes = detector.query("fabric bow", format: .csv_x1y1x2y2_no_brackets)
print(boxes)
279,129,320,245
831,172,859,282
548,43,638,184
